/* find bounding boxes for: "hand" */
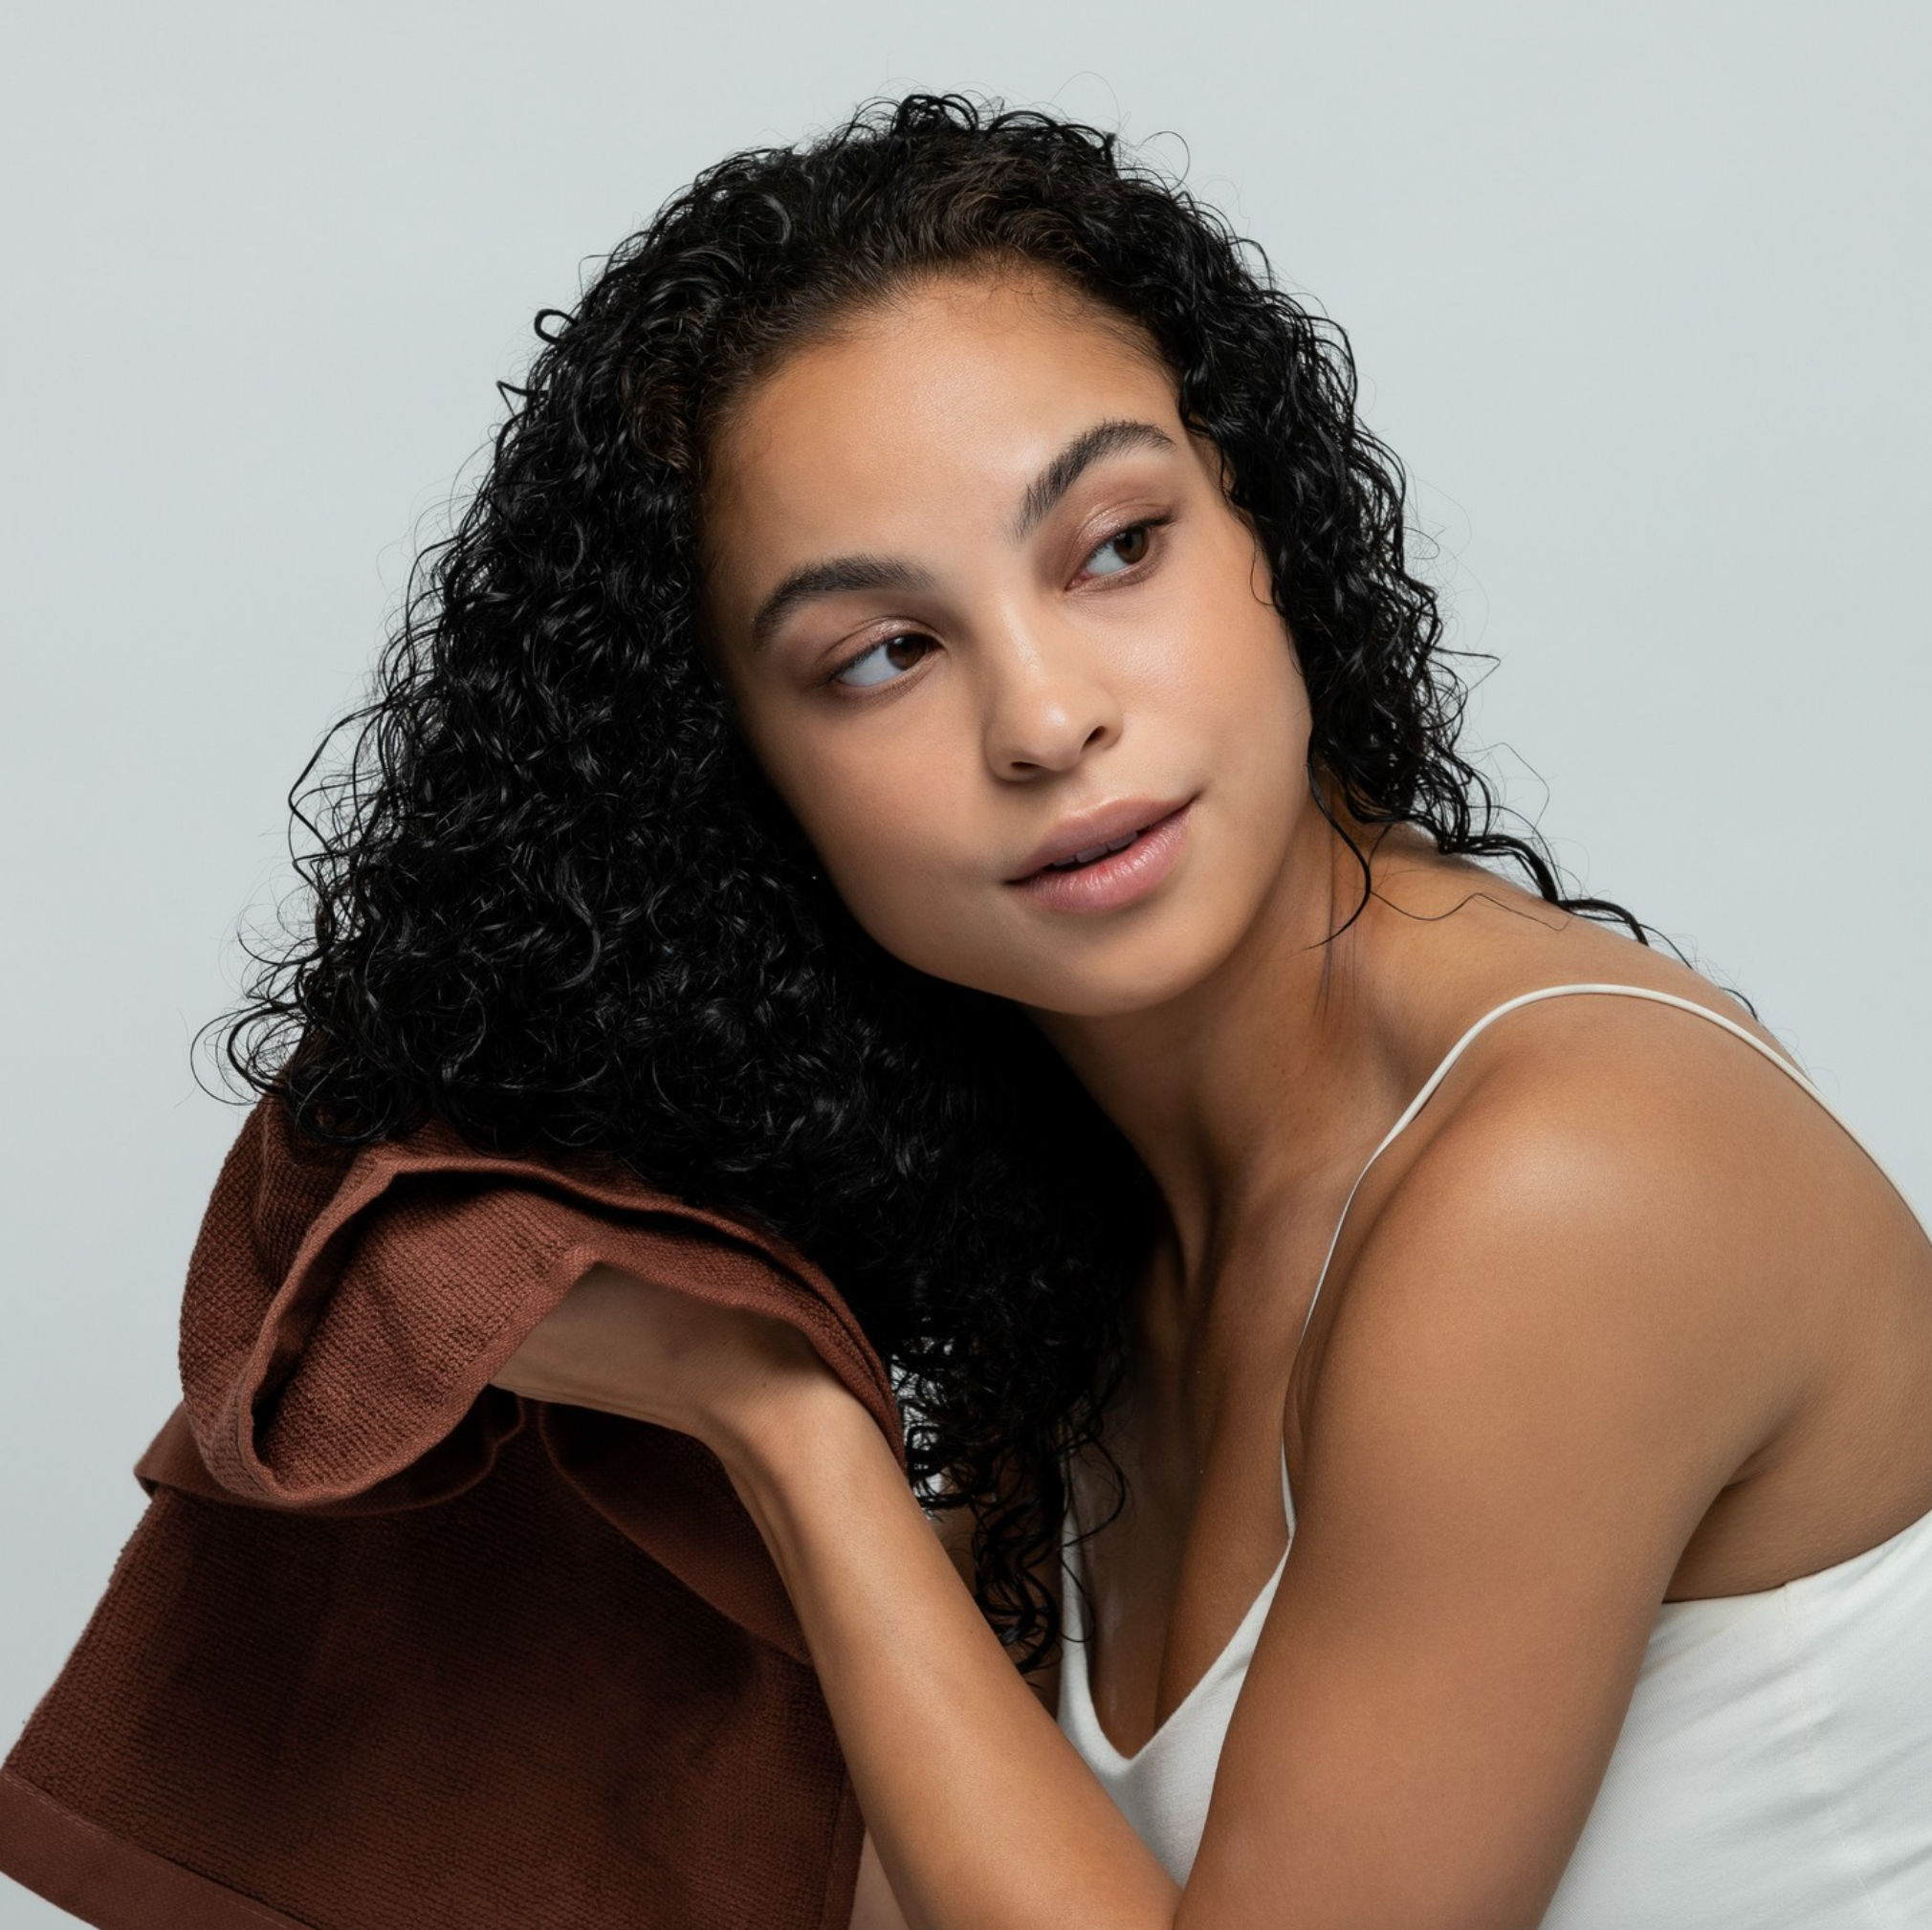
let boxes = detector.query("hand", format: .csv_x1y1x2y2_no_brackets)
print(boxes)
487,1262,845,1456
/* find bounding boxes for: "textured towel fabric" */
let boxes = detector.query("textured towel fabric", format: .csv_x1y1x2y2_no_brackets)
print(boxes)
0,1090,903,1930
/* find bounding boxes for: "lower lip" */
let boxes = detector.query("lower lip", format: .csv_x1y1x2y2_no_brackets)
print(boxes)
1008,801,1194,914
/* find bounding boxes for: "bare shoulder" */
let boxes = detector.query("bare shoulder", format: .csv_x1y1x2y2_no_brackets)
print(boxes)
1182,979,1908,1925
1290,966,1932,1584
1303,978,1883,1555
1401,974,1921,1290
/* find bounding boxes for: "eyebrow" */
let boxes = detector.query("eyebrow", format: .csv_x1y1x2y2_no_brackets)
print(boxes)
747,417,1178,652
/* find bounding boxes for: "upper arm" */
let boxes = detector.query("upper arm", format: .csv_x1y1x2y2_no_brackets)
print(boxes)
1179,1047,1805,1930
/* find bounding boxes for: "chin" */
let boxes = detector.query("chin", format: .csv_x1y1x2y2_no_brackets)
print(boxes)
872,863,1249,1015
992,926,1232,1020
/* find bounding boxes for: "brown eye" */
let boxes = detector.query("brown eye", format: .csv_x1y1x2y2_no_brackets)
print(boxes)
1086,522,1154,577
831,631,934,689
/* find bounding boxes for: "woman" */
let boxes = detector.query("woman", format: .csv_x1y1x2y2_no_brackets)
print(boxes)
228,94,1932,1927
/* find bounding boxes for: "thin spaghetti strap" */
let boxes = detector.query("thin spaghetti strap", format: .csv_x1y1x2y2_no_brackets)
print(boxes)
1284,980,1923,1390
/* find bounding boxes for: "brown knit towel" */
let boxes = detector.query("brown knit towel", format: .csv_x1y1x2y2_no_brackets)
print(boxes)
0,1091,901,1930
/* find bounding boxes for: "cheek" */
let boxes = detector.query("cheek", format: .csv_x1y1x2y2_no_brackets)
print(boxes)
1236,660,1314,831
1184,597,1314,882
797,760,1041,991
721,666,990,977
777,751,975,951
812,798,928,910
823,842,999,988
1169,556,1309,770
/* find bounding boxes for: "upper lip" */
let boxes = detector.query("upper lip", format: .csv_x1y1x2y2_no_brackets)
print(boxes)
1006,795,1193,881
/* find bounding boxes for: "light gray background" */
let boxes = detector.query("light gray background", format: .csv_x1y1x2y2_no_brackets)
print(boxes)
4,5,1926,1919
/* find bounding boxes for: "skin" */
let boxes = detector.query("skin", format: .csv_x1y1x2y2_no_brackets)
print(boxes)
492,267,1932,1929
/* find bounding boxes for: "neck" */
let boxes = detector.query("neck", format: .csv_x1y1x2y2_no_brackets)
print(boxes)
1022,803,1441,1312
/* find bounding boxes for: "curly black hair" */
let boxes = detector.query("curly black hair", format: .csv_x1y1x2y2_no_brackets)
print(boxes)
208,90,1647,1676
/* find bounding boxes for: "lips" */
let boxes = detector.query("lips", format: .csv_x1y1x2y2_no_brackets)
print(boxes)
1008,795,1195,882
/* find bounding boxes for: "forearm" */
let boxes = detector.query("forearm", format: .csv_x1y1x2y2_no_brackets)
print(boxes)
714,1384,1182,1930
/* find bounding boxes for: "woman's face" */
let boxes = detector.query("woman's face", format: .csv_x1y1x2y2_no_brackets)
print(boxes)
701,268,1315,1019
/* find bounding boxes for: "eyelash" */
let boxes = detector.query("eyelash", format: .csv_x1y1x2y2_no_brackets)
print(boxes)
823,515,1175,692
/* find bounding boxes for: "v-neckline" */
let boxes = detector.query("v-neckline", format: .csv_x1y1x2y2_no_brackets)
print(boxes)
1062,1439,1296,1766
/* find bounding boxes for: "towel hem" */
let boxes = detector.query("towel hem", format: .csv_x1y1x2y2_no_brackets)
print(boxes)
0,1769,316,1930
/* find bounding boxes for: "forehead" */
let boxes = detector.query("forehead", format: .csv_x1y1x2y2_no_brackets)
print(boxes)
702,273,1179,559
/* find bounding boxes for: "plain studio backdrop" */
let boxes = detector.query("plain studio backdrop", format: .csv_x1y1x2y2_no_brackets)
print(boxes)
3,6,1926,1915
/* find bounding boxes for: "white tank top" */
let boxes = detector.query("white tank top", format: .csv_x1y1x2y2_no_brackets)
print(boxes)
1054,982,1932,1921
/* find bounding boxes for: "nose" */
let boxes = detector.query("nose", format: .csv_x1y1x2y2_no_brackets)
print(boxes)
978,614,1123,778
